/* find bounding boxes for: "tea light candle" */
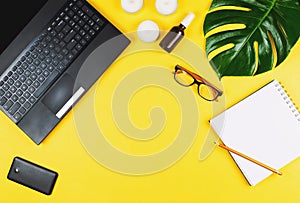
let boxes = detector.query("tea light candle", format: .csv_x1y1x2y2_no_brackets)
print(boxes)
121,0,143,13
155,0,178,15
137,20,160,42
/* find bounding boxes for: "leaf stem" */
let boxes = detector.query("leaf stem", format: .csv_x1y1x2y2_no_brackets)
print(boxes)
231,0,276,66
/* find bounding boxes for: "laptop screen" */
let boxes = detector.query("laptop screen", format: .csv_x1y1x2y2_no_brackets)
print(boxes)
0,0,48,55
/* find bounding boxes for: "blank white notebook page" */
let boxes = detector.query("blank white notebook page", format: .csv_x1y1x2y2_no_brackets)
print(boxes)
210,80,300,186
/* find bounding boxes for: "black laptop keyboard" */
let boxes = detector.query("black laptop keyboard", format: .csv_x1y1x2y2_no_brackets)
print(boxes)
0,0,107,123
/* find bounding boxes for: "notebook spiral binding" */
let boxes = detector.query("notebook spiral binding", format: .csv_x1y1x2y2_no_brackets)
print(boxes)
275,81,300,122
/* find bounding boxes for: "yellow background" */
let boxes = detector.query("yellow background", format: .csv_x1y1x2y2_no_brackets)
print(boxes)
1,0,300,202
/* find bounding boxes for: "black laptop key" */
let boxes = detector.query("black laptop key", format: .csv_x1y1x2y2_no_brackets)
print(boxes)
33,70,59,98
93,15,105,27
76,0,83,7
3,100,13,110
19,97,26,104
0,97,7,105
8,102,21,115
19,107,26,114
29,97,36,104
2,84,9,90
62,25,71,34
64,30,76,43
24,92,30,99
55,21,66,32
82,5,94,17
12,95,18,102
78,20,85,27
24,102,31,109
14,113,22,121
67,39,77,50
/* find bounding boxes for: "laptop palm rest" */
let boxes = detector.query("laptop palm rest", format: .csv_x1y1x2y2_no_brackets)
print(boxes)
42,73,85,119
18,73,83,145
42,73,75,114
18,103,59,145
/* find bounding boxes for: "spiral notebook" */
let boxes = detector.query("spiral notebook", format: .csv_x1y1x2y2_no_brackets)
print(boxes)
210,79,300,186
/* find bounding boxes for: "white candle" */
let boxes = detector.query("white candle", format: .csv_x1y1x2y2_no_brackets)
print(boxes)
137,20,160,42
121,0,143,13
155,0,178,15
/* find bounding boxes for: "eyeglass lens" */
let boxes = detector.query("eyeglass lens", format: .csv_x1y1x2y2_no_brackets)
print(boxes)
174,68,219,101
198,84,218,101
174,69,194,86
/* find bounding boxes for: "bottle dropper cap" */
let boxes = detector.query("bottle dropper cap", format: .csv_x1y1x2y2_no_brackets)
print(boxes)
181,13,195,28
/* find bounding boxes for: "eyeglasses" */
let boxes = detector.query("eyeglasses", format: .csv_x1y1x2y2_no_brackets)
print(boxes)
173,65,223,101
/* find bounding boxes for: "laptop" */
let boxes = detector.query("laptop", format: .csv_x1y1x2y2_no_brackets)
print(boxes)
0,0,130,144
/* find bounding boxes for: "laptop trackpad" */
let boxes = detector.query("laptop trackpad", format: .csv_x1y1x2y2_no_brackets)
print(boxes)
42,73,75,115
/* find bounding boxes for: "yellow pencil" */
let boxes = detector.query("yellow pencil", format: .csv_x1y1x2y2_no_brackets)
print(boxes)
214,141,282,176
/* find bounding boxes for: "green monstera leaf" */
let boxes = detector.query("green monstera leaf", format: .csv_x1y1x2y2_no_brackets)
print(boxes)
204,0,300,78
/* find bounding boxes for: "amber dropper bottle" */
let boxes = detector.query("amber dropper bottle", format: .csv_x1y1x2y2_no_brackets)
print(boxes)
159,12,195,53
